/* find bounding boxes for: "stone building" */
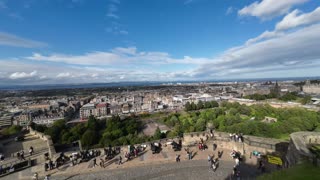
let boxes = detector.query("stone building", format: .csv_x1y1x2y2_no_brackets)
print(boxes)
95,103,109,117
303,80,320,94
79,103,95,120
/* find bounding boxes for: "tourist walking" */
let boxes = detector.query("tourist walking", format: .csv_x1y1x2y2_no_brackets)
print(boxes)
29,146,34,156
188,151,192,160
213,143,217,151
176,154,180,162
100,158,105,168
118,156,122,165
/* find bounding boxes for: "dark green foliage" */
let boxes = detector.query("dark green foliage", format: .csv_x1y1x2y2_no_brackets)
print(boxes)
185,100,219,111
153,127,166,140
41,115,148,147
81,130,97,147
279,92,298,101
44,119,66,144
2,125,22,135
30,122,47,133
99,115,147,146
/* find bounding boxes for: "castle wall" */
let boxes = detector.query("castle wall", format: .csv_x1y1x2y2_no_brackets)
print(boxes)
303,85,320,94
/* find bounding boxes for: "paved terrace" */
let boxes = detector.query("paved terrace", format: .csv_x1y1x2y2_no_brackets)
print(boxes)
0,133,48,167
2,141,276,180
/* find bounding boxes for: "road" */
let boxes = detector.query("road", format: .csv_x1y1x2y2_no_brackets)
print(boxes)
51,159,261,180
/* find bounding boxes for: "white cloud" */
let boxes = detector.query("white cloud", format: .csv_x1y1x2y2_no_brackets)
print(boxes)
0,59,191,85
193,24,320,79
276,7,320,31
9,70,38,79
245,30,284,45
27,47,211,66
0,32,47,48
246,7,320,45
238,0,309,20
56,72,71,78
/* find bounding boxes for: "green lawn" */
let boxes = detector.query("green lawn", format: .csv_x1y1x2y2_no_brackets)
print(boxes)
258,163,320,180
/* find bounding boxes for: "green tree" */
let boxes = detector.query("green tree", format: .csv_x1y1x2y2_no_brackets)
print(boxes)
191,102,197,111
197,100,204,110
81,130,97,148
204,101,212,109
153,127,163,140
87,115,98,130
185,102,191,111
300,95,312,105
210,101,219,108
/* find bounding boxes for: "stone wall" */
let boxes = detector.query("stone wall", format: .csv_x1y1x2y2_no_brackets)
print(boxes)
285,132,320,167
29,127,56,158
183,131,288,164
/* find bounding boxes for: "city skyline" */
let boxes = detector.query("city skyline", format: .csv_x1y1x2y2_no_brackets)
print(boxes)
0,0,320,85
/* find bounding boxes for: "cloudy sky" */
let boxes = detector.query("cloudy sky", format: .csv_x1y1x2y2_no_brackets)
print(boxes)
0,0,319,85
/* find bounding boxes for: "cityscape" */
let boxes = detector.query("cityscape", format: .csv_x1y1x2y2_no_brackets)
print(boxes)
1,0,320,180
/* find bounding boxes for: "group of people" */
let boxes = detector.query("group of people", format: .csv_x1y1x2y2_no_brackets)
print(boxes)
230,150,242,179
15,146,34,161
16,150,26,161
80,149,101,162
229,133,244,143
103,146,120,160
44,160,54,171
198,138,208,151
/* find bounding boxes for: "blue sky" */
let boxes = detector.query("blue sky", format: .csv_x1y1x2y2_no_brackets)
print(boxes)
0,0,319,85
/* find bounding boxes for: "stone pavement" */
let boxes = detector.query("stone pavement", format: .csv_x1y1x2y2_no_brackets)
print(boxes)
0,133,48,167
2,141,270,180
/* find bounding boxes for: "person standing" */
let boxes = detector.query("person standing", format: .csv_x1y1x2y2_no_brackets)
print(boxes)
118,156,122,165
213,143,217,151
99,158,105,168
0,154,4,162
93,158,98,168
29,146,34,156
20,150,25,160
235,158,240,167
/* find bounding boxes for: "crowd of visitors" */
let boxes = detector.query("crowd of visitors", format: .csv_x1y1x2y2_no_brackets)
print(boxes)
198,138,208,151
16,150,26,161
229,133,244,143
